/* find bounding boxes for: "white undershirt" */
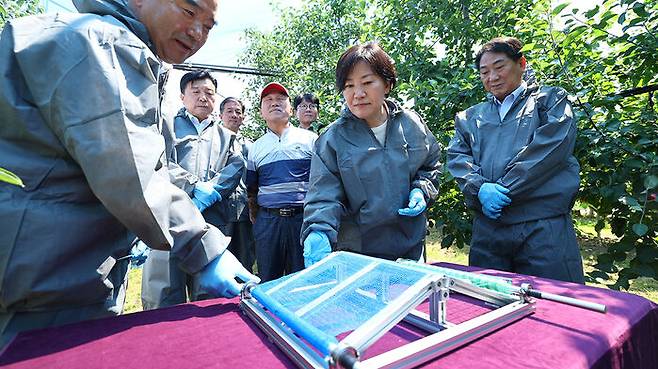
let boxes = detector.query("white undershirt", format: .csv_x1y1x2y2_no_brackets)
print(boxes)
186,111,213,134
494,81,527,121
370,121,387,146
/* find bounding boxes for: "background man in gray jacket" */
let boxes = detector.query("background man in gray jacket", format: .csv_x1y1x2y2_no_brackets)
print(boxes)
0,0,257,347
219,97,256,273
447,36,584,283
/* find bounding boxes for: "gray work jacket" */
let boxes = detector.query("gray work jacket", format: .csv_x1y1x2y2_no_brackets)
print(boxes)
0,0,227,313
302,100,441,260
166,109,245,226
447,84,580,224
224,134,251,223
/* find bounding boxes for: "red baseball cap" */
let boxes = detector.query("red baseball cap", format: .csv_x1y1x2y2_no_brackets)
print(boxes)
260,82,289,101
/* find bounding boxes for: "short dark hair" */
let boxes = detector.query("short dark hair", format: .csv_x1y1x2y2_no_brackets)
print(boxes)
179,70,217,94
293,93,320,110
335,41,397,93
219,97,245,114
475,37,524,70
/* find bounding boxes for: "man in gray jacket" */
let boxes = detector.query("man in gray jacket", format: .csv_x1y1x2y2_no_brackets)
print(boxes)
219,97,256,272
447,37,584,283
0,0,258,347
141,71,246,309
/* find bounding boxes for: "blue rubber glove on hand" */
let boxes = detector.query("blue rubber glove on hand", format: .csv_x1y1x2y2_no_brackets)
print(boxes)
130,241,150,267
478,183,511,220
192,181,221,211
303,231,331,267
398,188,427,217
199,250,260,298
191,197,204,210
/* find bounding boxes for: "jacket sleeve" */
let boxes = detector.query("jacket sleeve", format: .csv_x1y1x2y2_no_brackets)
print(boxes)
410,115,442,205
26,27,226,274
497,87,577,198
446,111,487,209
167,157,199,195
159,113,198,195
301,137,346,244
207,132,245,200
246,144,260,218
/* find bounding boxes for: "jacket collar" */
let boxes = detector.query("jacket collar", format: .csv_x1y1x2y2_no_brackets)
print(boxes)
73,0,155,56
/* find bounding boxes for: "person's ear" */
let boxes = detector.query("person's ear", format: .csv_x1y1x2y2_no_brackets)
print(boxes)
519,56,527,70
180,93,185,101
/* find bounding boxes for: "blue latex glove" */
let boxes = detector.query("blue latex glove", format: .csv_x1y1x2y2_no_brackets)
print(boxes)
397,188,427,217
192,181,221,211
130,241,150,267
478,183,511,219
303,231,331,267
191,197,204,210
198,250,260,298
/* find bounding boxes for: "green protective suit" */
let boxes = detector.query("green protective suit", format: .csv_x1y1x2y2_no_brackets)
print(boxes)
0,0,228,344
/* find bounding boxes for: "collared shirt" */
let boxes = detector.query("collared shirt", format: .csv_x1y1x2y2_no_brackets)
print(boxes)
185,111,213,134
246,124,317,208
494,81,527,121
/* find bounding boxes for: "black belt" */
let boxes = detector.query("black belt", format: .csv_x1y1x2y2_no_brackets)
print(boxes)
262,207,303,217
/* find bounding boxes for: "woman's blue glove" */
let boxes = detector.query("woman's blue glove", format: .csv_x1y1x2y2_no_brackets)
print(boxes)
198,250,260,298
129,241,150,267
398,188,427,217
478,183,511,219
303,231,331,267
192,181,221,211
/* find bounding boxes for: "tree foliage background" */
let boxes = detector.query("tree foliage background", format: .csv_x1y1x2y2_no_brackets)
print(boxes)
242,0,657,290
0,0,42,29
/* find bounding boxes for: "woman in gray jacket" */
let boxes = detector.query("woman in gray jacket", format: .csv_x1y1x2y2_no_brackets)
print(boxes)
301,42,441,265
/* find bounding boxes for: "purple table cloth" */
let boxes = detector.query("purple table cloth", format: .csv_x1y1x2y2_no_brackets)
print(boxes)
1,263,657,369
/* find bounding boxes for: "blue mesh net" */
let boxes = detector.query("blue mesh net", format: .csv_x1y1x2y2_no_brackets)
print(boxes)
253,253,429,342
250,252,516,356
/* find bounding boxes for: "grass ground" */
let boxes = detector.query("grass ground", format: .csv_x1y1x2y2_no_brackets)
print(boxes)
123,220,657,314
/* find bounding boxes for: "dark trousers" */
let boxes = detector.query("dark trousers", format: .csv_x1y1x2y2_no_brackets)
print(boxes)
469,213,585,283
253,210,304,282
141,249,210,310
220,220,256,273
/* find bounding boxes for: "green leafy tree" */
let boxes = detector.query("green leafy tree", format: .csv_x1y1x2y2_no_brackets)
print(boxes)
543,0,658,289
0,0,43,29
241,0,373,131
242,0,657,289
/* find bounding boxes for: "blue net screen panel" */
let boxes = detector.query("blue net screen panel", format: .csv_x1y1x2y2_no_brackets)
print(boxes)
251,252,434,354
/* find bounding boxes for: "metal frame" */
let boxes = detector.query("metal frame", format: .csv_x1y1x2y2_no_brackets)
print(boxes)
239,253,536,369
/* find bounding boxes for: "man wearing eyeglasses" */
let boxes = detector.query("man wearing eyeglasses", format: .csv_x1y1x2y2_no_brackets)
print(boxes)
293,93,321,132
447,36,584,283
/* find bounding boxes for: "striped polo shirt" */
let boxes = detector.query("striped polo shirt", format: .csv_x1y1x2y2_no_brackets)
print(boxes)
247,124,317,208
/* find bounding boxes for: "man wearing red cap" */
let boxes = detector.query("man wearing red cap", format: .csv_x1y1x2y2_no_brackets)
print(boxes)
246,82,318,281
